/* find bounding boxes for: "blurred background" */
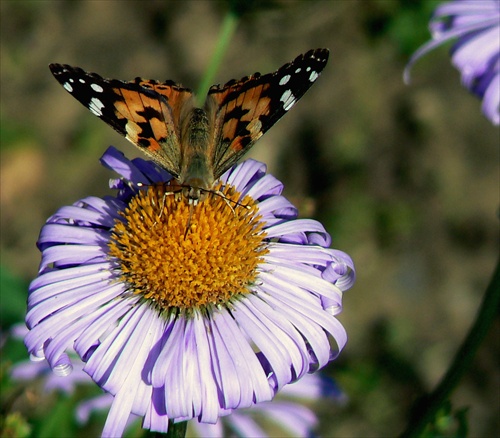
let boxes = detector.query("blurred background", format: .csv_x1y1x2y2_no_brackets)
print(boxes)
1,1,498,436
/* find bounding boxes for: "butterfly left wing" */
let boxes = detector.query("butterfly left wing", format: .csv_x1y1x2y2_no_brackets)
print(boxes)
205,48,329,178
49,64,195,178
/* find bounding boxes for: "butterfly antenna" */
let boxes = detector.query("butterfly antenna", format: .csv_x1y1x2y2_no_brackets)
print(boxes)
212,189,251,212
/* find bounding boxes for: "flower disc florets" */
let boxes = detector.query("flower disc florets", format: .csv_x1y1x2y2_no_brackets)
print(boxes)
108,183,268,310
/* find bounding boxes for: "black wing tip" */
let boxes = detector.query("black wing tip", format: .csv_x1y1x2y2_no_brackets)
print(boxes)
49,62,65,74
274,48,329,80
49,62,74,71
309,47,329,56
49,63,87,77
211,49,330,91
297,48,330,64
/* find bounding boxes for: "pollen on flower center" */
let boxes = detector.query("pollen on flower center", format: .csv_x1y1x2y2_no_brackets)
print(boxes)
108,182,268,310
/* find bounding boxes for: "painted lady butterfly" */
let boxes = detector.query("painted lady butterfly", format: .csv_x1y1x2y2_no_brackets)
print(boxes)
50,49,329,203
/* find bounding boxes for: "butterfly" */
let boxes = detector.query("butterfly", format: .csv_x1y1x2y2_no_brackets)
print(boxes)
49,49,329,203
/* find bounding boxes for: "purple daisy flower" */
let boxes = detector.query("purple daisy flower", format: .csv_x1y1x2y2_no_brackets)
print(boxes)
405,0,500,125
25,146,355,437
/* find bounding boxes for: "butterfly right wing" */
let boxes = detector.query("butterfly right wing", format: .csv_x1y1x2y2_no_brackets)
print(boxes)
205,48,329,178
49,63,195,178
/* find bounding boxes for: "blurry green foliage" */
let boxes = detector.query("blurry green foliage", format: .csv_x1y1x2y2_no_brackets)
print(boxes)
0,265,27,329
1,412,32,438
359,0,441,53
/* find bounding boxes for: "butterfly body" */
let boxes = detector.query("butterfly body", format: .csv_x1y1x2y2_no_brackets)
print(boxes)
49,49,329,202
178,107,214,202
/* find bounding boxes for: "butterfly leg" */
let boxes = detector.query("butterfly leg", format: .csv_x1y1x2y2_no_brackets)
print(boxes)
154,185,182,226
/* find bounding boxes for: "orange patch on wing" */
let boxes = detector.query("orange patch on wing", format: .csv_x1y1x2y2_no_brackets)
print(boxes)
255,96,271,114
238,85,271,122
143,138,162,152
114,87,170,148
113,89,146,122
113,89,165,124
225,98,236,114
236,91,246,107
229,137,246,152
143,96,163,114
149,116,168,140
125,121,162,152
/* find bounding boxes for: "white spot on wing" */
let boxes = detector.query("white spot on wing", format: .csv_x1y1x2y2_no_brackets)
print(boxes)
63,82,73,93
79,78,85,83
89,97,104,116
280,89,296,111
295,67,301,73
306,67,311,72
279,74,291,85
309,71,319,82
91,83,104,93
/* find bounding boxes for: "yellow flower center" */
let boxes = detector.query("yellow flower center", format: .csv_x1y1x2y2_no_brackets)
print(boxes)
108,182,268,311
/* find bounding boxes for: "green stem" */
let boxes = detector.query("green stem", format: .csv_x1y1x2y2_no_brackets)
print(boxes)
166,420,187,438
400,255,500,437
196,11,239,98
147,420,187,438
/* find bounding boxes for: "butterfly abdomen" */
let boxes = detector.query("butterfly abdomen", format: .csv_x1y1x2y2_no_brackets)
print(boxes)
179,108,215,200
183,108,210,149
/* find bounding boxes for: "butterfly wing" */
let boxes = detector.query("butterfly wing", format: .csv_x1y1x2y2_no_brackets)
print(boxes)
49,64,195,178
205,48,329,179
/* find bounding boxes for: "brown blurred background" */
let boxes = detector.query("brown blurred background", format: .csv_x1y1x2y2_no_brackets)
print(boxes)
1,1,498,436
